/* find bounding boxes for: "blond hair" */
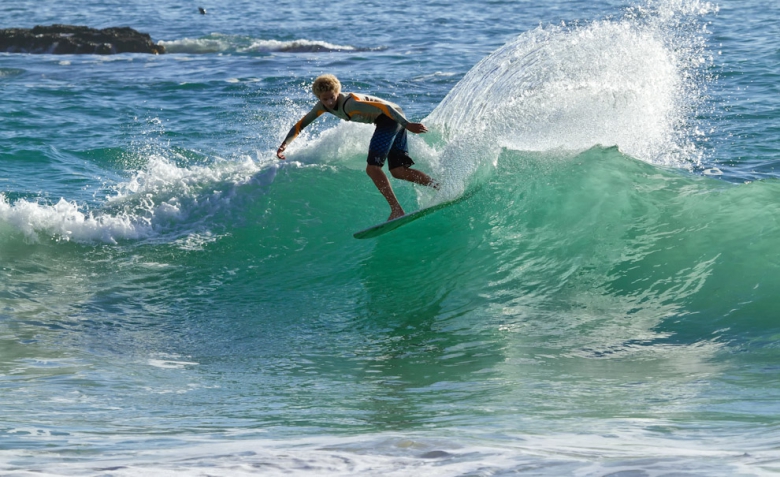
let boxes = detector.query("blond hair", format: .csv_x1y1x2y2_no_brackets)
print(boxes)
312,74,341,96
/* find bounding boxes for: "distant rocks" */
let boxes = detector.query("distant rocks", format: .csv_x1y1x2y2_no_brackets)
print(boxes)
0,25,165,55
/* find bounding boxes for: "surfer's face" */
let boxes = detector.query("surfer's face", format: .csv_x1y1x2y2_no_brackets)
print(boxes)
318,90,339,109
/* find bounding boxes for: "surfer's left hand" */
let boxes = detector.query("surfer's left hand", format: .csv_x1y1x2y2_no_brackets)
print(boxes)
276,144,287,160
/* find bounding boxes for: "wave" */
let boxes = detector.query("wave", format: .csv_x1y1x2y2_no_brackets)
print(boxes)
158,34,379,54
1,131,778,357
3,136,777,349
175,142,778,351
0,67,25,78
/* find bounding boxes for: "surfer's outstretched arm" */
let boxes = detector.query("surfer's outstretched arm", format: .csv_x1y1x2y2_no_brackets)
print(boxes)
277,104,327,159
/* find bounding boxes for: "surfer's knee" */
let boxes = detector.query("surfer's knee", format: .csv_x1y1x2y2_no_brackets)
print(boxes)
389,166,407,179
366,164,381,176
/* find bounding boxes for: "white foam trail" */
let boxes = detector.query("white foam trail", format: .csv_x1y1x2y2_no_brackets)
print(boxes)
1,430,773,476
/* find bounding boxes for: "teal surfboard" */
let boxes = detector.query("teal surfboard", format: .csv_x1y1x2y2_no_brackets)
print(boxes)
353,194,469,239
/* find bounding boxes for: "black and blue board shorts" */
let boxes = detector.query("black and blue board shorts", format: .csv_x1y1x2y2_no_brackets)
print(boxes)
367,114,415,170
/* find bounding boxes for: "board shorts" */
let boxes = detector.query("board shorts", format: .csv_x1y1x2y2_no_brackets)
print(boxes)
367,114,415,170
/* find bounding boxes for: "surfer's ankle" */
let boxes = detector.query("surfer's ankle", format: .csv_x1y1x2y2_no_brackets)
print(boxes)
388,209,404,220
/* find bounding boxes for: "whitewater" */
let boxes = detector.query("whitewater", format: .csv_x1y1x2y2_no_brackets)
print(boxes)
1,0,780,475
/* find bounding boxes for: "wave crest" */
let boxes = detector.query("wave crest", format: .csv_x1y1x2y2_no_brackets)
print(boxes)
158,34,374,54
0,152,279,244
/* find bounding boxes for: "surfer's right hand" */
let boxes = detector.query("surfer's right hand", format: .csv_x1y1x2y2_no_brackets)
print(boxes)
276,144,287,160
406,123,428,134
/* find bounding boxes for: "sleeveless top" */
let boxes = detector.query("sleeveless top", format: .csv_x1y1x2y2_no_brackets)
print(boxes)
281,92,411,147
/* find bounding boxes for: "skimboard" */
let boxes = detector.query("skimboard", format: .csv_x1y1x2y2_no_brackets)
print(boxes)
353,194,469,239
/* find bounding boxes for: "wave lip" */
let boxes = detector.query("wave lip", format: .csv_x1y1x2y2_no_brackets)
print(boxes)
158,34,373,54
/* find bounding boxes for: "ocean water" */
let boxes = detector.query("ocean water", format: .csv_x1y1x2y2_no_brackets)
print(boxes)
1,0,780,475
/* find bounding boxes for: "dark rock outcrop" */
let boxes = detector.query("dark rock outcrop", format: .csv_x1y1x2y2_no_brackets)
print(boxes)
0,25,165,54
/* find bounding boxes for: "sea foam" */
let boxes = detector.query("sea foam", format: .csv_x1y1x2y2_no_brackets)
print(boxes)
0,153,277,244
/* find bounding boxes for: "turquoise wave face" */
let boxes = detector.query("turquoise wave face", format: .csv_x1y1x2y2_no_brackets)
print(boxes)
4,145,779,448
5,144,777,346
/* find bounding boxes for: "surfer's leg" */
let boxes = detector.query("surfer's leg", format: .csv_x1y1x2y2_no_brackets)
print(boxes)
387,151,439,189
367,116,408,220
367,116,401,165
386,124,439,189
389,166,437,188
366,165,405,220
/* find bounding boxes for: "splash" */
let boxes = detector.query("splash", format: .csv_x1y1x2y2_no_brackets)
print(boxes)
426,0,716,190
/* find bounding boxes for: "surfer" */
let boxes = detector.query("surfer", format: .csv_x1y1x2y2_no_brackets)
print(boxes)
276,74,437,221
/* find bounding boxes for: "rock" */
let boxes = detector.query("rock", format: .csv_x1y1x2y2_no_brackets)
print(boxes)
0,24,165,54
419,451,453,459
